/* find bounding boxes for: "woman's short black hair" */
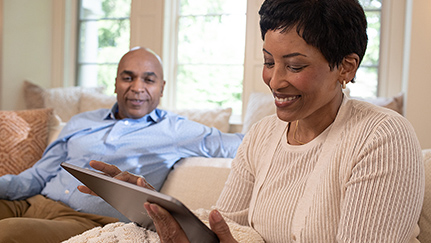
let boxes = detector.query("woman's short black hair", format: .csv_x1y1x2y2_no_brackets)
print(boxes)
259,0,368,70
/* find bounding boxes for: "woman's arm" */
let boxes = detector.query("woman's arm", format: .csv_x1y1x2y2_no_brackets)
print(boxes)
338,115,424,242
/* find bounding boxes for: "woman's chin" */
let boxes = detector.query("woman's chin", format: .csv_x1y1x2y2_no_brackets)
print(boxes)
276,110,295,123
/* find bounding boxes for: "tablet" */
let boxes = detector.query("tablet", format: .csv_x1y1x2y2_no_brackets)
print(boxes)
61,162,219,243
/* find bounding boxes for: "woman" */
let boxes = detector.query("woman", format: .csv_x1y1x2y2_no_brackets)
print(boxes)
89,0,424,242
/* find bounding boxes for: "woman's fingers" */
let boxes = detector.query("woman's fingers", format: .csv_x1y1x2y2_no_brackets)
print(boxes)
144,202,190,242
209,210,238,243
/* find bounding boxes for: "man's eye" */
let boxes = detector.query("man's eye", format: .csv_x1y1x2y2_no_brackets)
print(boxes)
122,76,132,81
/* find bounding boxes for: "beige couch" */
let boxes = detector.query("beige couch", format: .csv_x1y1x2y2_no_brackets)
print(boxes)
0,81,429,241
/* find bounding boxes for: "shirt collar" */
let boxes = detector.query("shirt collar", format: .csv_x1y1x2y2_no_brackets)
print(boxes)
104,103,166,123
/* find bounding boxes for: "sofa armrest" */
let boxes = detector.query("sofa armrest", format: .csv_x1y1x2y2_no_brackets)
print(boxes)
160,157,232,210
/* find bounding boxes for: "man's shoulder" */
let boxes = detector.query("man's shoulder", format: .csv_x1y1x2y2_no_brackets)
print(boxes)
60,109,111,136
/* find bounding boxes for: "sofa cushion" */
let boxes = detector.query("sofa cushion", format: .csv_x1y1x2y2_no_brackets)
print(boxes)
418,149,431,242
160,157,232,210
23,80,104,122
0,108,53,176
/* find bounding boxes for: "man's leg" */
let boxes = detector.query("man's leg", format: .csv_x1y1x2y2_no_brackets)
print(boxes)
0,195,118,243
0,217,98,243
0,197,30,219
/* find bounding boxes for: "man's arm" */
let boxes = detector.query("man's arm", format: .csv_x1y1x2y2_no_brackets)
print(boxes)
173,117,244,158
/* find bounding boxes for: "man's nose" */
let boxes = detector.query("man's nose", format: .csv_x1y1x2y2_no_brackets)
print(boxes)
130,80,146,93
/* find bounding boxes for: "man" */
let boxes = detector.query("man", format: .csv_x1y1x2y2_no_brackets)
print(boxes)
0,47,243,242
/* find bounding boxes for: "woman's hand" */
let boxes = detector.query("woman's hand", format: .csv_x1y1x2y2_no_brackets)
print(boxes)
77,160,155,196
144,202,238,243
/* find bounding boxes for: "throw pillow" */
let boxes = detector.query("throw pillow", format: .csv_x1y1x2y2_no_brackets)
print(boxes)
0,108,53,176
241,92,275,134
173,108,233,133
79,92,117,113
23,80,105,122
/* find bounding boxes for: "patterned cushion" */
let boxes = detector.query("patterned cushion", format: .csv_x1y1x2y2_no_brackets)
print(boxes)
0,108,53,176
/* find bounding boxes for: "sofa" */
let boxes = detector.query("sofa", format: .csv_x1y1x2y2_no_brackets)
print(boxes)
0,80,430,242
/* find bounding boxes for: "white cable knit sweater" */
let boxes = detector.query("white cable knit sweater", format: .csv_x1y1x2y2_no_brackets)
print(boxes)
216,97,424,242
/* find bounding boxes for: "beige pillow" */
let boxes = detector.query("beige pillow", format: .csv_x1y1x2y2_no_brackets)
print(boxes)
23,80,104,122
173,108,233,133
0,108,53,176
242,92,275,134
79,92,117,113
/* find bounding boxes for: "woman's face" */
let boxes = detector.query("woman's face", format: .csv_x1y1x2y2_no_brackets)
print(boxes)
262,29,343,123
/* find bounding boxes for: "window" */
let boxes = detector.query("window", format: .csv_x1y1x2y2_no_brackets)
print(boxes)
352,0,382,98
73,0,399,116
77,0,131,94
168,0,247,115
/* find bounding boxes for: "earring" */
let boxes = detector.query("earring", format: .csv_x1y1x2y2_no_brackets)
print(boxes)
342,80,346,89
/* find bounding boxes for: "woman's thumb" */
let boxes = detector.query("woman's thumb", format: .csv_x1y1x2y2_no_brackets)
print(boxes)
209,210,237,242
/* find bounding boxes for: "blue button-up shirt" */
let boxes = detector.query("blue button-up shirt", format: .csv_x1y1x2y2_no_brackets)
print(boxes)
0,105,243,221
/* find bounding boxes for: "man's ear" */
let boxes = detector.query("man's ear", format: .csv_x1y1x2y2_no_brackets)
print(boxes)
339,53,360,85
160,80,166,97
114,78,118,94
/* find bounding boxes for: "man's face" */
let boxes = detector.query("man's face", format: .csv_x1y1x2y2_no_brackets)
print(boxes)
115,49,165,119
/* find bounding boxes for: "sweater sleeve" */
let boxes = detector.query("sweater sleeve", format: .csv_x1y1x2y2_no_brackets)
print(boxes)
215,131,255,226
337,115,424,242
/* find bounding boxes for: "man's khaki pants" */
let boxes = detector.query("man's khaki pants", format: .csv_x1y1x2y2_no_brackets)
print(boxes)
0,195,118,243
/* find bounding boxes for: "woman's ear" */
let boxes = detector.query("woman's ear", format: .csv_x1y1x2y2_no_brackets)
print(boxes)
339,53,360,84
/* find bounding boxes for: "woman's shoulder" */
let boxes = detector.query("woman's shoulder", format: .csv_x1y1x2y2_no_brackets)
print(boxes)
244,114,287,145
346,97,407,123
343,98,417,140
248,114,284,133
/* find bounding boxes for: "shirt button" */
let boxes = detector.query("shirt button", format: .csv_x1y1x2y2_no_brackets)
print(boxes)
65,190,70,194
291,234,296,241
124,120,129,125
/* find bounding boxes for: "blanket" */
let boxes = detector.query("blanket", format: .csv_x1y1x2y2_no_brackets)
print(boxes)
63,209,264,243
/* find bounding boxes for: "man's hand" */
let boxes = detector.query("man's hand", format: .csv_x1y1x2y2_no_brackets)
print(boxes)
144,202,238,243
77,160,155,196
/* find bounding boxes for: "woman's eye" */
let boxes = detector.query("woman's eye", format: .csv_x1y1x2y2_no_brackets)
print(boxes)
263,62,274,68
288,65,307,72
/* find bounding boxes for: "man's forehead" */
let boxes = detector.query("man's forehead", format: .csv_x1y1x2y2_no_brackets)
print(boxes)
120,70,158,77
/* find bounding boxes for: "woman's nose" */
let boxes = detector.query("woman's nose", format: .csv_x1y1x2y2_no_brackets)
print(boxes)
269,65,288,90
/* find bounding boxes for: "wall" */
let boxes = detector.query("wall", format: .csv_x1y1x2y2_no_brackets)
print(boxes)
1,0,52,110
404,0,431,149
